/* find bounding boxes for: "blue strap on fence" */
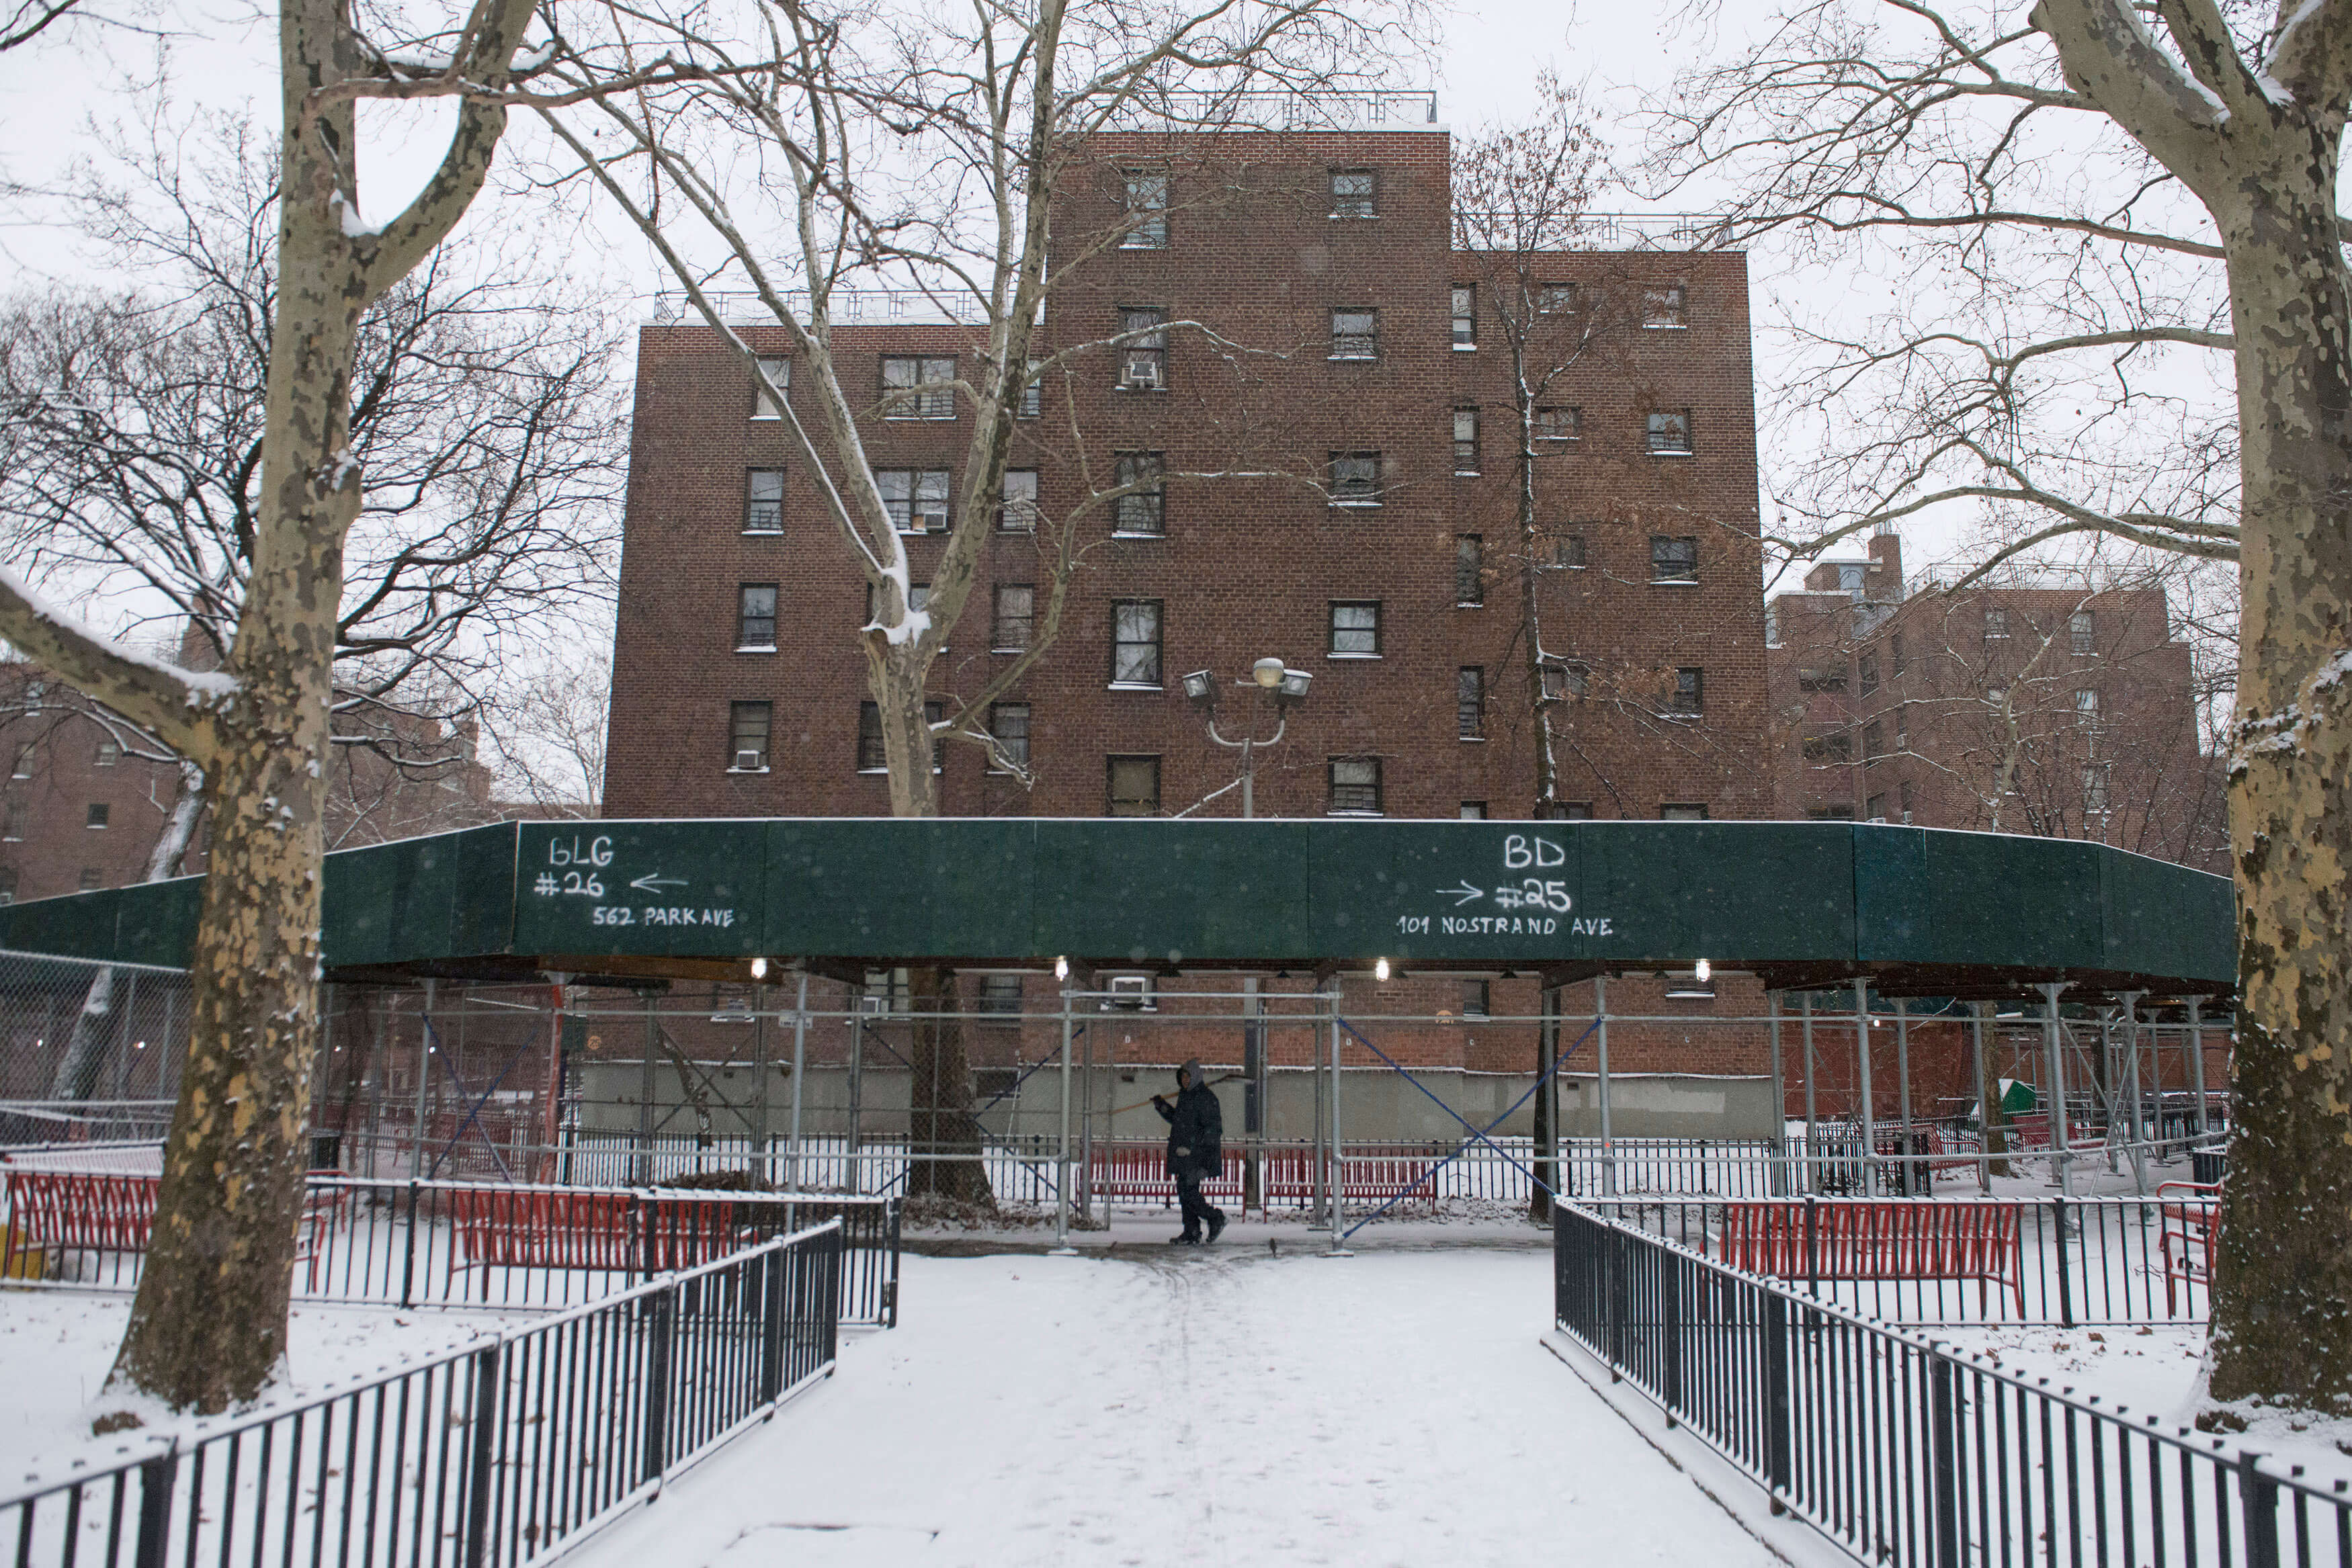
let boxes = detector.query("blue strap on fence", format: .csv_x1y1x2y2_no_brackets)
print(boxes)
1337,1014,1600,1238
427,1017,526,1182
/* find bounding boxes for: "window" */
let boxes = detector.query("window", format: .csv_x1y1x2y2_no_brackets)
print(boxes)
1018,359,1042,419
1118,307,1167,389
1858,651,1879,695
1107,755,1161,816
858,699,945,773
1455,535,1484,606
2083,763,2111,812
94,739,120,767
1113,452,1165,535
79,867,102,891
1111,601,1163,686
728,701,771,771
989,702,1030,771
751,355,790,419
881,355,956,419
993,585,1034,652
1542,661,1589,700
999,470,1039,531
1103,974,1157,1011
860,969,912,1014
1642,284,1688,328
1650,536,1697,582
1669,667,1704,714
1331,308,1378,359
0,866,13,903
9,744,28,779
1452,408,1480,474
2075,688,2101,724
85,802,108,829
1460,979,1490,1018
1803,730,1853,762
1457,667,1484,738
1865,792,1888,822
866,580,931,626
1,796,21,840
1535,406,1582,442
744,469,784,533
1330,168,1376,218
1984,607,2009,639
978,974,1025,1018
1863,720,1885,763
1546,801,1596,820
1895,705,1908,750
1660,803,1710,821
1329,601,1381,656
1797,666,1848,693
737,584,778,650
1450,285,1476,347
1328,756,1383,815
1122,169,1169,248
877,469,952,533
1551,533,1587,569
1646,409,1693,455
1330,451,1383,507
1459,801,1488,820
1534,282,1577,315
1665,967,1715,998
1808,805,1855,820
1890,631,1906,677
2070,611,2096,656
1898,779,1915,821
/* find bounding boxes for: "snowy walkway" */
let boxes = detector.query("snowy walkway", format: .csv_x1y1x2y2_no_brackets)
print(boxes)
579,1247,1783,1568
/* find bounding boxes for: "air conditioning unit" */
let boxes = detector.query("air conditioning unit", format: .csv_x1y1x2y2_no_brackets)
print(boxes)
1124,360,1161,389
734,750,763,771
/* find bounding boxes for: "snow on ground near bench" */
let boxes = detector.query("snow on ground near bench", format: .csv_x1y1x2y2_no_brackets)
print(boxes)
0,1291,521,1484
579,1248,1782,1568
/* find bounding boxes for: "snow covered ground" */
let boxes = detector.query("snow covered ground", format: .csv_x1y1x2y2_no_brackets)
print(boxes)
0,1289,521,1486
575,1246,1791,1568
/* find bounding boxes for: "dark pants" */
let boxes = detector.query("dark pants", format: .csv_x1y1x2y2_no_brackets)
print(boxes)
1177,1172,1222,1238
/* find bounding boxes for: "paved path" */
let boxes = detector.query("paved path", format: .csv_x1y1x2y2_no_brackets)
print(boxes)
581,1248,1783,1568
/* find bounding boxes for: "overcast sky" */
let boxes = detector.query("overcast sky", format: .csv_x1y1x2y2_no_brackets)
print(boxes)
0,0,1956,592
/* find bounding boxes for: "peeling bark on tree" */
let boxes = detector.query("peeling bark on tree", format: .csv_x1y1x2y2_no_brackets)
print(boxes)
905,966,997,1207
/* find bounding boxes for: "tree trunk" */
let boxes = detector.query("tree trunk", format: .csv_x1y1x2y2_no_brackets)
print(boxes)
2207,195,2352,1413
904,966,996,1207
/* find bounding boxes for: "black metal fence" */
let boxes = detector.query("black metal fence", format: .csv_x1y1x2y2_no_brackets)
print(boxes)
1583,1193,2216,1325
1,1221,843,1568
3,1176,901,1327
1554,1205,2351,1568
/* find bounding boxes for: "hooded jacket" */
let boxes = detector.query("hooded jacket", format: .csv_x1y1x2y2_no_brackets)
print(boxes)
1155,1071,1224,1180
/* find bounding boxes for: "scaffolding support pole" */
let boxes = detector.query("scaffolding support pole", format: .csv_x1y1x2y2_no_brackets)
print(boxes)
848,1009,865,1194
2189,998,2210,1138
2100,1009,2122,1174
1855,977,1876,1196
1767,992,1788,1196
636,991,657,1187
1052,988,1075,1254
415,981,434,1181
1327,1002,1349,1255
1970,1000,1994,1193
1596,974,1615,1199
787,973,808,1190
751,982,770,1181
2043,981,2071,1196
1800,990,1817,1196
2121,991,2148,1192
1894,996,1913,1193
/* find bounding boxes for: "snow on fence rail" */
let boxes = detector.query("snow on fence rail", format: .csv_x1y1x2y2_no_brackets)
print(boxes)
0,1221,844,1568
1,1174,902,1327
1553,1205,2352,1568
1583,1193,2218,1326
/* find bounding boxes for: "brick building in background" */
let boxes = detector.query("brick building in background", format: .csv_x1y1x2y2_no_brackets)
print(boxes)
599,116,1784,1115
1765,531,2225,873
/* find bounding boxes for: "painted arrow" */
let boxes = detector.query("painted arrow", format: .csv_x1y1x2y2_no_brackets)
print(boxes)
1439,881,1485,906
629,872,689,893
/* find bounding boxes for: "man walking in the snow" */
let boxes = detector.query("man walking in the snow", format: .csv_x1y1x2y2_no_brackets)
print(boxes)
1152,1059,1225,1245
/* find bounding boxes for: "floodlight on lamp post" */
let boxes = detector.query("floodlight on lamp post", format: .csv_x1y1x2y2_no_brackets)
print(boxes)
1194,656,1307,818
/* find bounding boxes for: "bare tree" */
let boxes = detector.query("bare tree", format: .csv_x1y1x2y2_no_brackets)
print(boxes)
0,0,664,1406
485,649,610,817
1650,0,2352,1412
531,0,1423,1205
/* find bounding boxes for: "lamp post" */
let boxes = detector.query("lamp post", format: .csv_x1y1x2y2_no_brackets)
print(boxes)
1182,656,1311,819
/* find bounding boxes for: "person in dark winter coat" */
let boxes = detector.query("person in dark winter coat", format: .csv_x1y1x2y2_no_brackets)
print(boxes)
1152,1058,1225,1244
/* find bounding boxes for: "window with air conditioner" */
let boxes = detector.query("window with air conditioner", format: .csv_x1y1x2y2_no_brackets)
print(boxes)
728,701,771,772
1118,308,1167,389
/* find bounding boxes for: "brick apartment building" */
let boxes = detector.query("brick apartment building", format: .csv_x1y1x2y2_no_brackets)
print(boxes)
598,117,1784,1118
1765,532,2226,873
